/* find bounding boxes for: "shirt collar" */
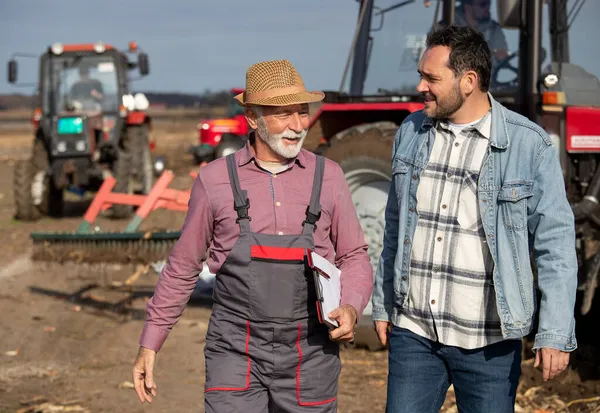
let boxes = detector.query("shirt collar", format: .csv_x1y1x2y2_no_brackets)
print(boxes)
438,110,492,140
238,131,307,168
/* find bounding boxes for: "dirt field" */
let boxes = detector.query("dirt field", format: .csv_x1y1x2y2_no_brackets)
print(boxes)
1,115,600,413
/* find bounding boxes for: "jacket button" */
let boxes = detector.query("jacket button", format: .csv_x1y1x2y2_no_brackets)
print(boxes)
409,207,415,212
412,174,417,180
404,239,409,245
402,276,407,281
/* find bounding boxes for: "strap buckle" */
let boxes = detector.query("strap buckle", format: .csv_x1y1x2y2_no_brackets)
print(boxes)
303,206,321,228
234,198,251,223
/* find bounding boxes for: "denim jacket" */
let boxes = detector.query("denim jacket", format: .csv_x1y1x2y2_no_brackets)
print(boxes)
371,93,578,352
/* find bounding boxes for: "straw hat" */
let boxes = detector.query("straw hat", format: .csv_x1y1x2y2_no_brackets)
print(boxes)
234,59,325,107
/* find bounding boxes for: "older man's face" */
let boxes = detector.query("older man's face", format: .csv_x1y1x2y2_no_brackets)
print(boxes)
250,103,310,159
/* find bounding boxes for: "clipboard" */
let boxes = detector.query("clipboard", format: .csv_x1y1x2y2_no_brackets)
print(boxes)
306,249,341,329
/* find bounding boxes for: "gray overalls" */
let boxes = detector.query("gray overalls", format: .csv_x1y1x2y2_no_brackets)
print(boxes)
203,154,340,413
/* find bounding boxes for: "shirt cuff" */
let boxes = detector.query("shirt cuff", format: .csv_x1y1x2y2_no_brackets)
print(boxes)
341,291,366,322
139,324,170,352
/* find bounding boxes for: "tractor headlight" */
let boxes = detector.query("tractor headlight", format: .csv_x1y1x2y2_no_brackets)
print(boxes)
51,43,64,55
94,41,106,54
544,73,559,88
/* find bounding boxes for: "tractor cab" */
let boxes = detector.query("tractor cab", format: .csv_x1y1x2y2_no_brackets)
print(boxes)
305,0,600,345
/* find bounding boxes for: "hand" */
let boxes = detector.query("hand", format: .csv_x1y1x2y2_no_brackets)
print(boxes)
534,347,570,381
327,304,358,342
374,320,391,347
132,346,157,403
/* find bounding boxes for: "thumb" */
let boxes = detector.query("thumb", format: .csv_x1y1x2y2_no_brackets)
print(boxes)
327,307,342,320
534,350,541,368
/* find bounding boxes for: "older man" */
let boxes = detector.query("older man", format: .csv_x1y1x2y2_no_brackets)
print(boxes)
132,59,373,412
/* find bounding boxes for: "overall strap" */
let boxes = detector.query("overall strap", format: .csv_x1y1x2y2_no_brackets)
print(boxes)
225,154,251,232
302,155,325,234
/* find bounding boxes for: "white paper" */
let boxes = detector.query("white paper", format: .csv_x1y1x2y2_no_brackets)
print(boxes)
310,251,341,328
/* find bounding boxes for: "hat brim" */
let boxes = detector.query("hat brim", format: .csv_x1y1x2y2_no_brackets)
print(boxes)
234,90,325,107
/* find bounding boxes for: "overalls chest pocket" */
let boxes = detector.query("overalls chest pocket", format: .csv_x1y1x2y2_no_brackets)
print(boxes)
392,158,412,198
497,181,534,231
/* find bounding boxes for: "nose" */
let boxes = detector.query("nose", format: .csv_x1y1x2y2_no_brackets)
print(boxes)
416,79,428,94
288,112,304,133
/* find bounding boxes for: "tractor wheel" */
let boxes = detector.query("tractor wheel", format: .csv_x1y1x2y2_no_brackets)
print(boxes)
110,149,134,219
128,124,154,194
215,134,247,159
318,121,398,351
13,140,63,221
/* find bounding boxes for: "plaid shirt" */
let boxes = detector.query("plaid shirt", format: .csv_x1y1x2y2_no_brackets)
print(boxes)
398,111,503,349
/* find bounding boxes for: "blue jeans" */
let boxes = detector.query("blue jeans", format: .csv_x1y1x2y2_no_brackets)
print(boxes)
386,327,522,413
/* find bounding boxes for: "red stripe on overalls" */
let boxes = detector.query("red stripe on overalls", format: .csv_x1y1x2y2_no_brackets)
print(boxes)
295,323,337,406
205,320,251,392
250,245,305,261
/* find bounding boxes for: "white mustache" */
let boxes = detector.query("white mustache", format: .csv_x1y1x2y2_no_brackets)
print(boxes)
270,129,307,140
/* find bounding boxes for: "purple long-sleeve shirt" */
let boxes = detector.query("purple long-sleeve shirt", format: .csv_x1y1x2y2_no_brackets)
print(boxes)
139,140,373,352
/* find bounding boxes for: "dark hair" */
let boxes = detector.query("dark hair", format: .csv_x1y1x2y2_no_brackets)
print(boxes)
425,25,492,92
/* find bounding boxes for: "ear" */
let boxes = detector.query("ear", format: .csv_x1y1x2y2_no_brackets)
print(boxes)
245,106,259,130
461,70,478,94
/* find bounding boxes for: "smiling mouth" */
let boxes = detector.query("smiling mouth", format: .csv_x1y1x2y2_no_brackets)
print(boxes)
283,137,301,143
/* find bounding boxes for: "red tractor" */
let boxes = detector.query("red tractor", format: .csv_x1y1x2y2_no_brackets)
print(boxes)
7,41,159,220
211,0,600,347
190,87,249,164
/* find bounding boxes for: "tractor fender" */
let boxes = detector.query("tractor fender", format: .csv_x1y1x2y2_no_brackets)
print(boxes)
127,111,151,129
315,121,399,155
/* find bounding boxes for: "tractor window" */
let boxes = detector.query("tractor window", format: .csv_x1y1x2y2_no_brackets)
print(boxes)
453,0,520,92
226,101,245,118
48,55,120,115
362,0,440,95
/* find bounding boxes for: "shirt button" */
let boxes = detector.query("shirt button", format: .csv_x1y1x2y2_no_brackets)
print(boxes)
431,299,436,305
446,172,452,178
273,174,277,178
454,142,460,147
441,204,447,209
276,201,281,207
278,231,283,235
437,236,442,242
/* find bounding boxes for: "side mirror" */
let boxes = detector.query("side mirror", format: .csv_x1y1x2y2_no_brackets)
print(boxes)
138,53,150,76
8,59,17,83
497,0,522,29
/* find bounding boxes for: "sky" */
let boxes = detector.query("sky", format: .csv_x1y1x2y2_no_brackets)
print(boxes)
1,0,599,97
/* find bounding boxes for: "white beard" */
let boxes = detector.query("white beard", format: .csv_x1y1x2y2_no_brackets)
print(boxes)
257,117,307,159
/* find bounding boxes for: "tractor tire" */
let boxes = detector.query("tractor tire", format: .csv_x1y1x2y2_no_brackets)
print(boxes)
13,159,42,221
215,134,247,159
13,140,63,221
318,121,398,351
128,124,154,194
110,149,134,219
